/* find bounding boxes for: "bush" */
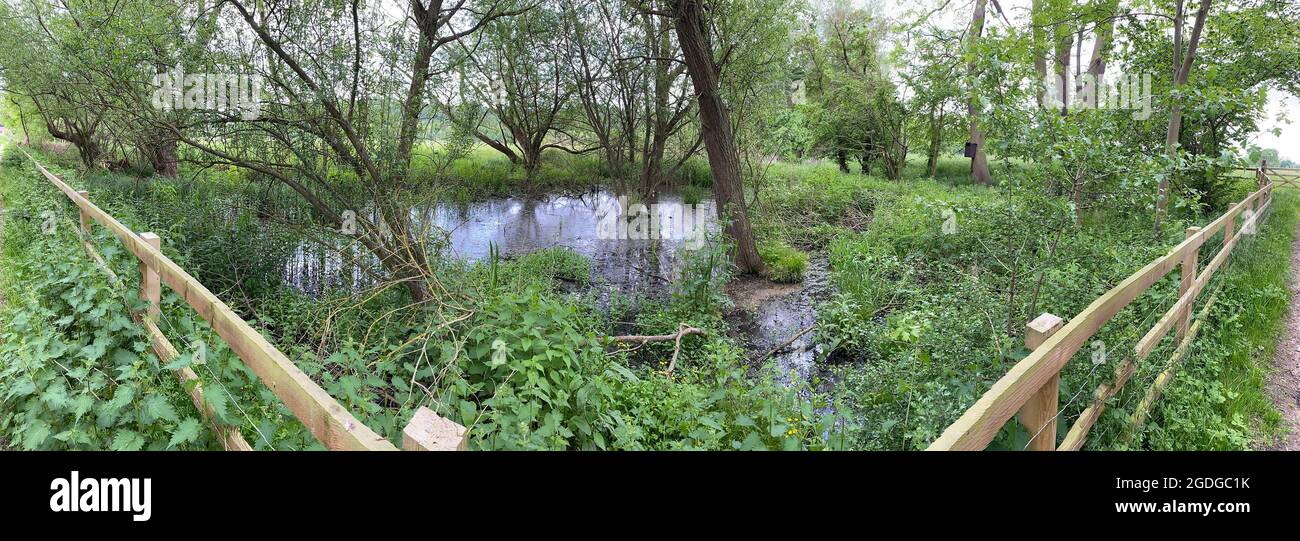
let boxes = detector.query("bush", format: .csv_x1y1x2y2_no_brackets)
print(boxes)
0,165,215,450
1,144,23,167
681,184,708,206
680,157,713,188
759,240,808,283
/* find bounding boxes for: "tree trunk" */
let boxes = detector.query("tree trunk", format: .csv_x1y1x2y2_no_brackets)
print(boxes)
1154,0,1212,236
671,0,767,275
46,120,99,169
141,134,179,177
1053,29,1074,114
523,145,543,176
927,107,944,177
1086,0,1119,79
967,0,992,185
13,100,32,145
643,132,668,192
1031,0,1048,108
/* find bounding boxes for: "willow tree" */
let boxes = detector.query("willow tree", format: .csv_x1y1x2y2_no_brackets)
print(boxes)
0,1,106,168
803,6,904,177
665,0,767,274
447,1,585,176
562,0,697,194
171,0,530,303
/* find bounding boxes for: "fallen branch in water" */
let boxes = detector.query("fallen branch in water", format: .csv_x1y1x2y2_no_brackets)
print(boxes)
753,325,815,363
612,325,707,375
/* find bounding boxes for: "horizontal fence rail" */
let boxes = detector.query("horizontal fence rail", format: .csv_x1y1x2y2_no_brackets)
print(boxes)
20,150,469,451
928,166,1277,451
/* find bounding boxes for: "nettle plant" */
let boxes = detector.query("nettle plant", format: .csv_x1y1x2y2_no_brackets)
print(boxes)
0,174,208,450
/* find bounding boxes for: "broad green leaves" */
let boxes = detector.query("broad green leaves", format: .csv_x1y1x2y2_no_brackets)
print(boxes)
168,419,202,448
0,166,223,451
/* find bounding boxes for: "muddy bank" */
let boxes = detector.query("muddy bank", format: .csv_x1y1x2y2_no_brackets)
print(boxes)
727,256,835,390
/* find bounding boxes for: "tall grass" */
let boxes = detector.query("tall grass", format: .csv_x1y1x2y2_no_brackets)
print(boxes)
1130,190,1299,450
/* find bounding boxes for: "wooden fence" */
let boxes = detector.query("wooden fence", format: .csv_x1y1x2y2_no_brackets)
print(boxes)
21,150,467,451
928,165,1281,451
1263,166,1300,190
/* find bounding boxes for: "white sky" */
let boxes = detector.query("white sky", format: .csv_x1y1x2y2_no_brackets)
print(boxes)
862,0,1299,162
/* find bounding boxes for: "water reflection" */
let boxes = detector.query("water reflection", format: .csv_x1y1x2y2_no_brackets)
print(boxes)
281,189,830,392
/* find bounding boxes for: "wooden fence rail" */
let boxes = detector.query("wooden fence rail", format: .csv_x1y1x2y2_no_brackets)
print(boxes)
21,150,468,451
928,165,1277,451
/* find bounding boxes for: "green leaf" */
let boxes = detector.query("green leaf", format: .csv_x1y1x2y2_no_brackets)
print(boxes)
106,384,135,412
8,379,36,398
769,422,789,438
40,382,69,410
168,418,202,448
80,336,110,361
204,387,231,424
71,393,94,421
739,432,766,451
22,421,52,450
110,430,146,451
163,351,193,370
111,348,138,366
143,394,179,423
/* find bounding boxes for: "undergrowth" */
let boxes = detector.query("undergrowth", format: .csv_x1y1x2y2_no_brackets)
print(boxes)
1127,190,1298,450
3,144,1293,452
0,149,846,451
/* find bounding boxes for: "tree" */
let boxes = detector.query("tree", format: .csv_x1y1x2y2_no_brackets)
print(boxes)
966,0,993,184
560,0,699,193
448,1,586,176
168,0,530,303
797,4,910,179
0,1,106,168
1153,0,1212,236
667,0,766,275
899,25,963,178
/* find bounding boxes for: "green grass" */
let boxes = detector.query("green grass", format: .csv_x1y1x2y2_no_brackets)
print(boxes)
410,144,606,201
1127,190,1299,450
410,144,721,202
758,240,809,283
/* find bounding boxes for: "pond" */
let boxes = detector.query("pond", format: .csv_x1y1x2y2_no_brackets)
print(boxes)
283,189,835,390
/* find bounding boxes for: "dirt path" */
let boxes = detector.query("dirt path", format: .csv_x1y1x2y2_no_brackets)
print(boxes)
1266,224,1300,451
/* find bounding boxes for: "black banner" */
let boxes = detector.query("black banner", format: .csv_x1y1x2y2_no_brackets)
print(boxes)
0,452,1288,531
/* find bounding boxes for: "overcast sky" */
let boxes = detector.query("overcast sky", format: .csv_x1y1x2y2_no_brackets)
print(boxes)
861,0,1298,162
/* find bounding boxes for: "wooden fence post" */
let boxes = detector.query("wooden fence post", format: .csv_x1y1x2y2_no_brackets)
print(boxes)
139,232,161,322
1019,313,1064,451
1176,227,1201,340
402,406,468,451
1224,203,1237,243
75,190,90,234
